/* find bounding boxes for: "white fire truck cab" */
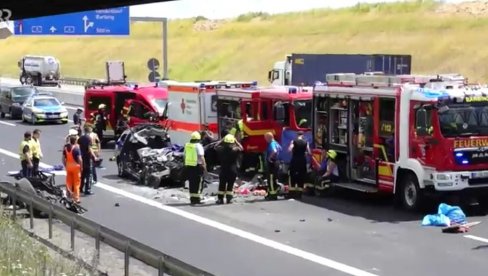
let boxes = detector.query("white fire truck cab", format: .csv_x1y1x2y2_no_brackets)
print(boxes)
313,73,488,211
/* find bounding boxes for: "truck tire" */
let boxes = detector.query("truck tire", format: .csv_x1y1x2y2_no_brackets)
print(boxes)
399,173,424,211
25,75,33,85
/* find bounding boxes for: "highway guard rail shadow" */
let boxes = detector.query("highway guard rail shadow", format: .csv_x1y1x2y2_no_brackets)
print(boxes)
0,181,214,276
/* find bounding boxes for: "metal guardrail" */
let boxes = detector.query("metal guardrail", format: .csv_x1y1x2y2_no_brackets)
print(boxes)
59,77,100,86
0,181,214,276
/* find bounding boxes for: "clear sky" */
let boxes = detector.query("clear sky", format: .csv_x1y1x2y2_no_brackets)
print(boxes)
130,0,467,19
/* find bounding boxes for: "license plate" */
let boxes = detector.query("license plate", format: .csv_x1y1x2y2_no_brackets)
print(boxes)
47,115,57,119
472,171,488,178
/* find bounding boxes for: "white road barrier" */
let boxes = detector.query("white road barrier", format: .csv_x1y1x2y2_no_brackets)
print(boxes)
0,77,85,106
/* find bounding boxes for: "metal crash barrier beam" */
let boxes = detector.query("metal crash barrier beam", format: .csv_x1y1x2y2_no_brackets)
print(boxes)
0,181,213,276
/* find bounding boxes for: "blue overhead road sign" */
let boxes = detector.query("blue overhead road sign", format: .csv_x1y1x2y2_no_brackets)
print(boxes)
14,7,130,36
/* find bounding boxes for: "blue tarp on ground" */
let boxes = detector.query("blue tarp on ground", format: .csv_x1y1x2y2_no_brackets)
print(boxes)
421,203,467,227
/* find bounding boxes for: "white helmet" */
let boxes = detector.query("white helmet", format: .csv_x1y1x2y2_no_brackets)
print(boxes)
68,129,78,136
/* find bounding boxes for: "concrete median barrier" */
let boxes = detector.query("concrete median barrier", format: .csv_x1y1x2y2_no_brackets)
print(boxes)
0,77,85,106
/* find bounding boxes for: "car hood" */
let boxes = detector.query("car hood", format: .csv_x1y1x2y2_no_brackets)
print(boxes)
32,106,66,112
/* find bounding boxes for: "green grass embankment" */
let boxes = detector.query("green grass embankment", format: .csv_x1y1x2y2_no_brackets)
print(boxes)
0,212,90,275
1,1,488,83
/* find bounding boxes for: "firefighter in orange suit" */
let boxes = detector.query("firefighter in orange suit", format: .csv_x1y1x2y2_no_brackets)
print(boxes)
62,136,83,203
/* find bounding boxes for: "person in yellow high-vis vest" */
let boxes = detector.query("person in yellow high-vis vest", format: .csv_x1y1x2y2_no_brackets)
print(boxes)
88,126,101,184
30,129,43,175
19,131,33,178
229,119,243,142
184,131,207,205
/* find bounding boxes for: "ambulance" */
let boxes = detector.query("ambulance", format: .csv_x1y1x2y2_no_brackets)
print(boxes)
312,73,488,211
84,82,168,144
161,80,314,173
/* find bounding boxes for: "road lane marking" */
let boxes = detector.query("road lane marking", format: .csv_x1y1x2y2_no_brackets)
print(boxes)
0,146,377,276
464,235,488,243
0,121,16,127
0,148,66,176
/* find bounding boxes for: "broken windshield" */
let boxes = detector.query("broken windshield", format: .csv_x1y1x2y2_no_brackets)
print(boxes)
438,105,488,137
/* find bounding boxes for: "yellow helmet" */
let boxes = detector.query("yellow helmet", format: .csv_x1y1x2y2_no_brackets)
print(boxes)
327,150,337,159
223,134,236,144
191,131,201,140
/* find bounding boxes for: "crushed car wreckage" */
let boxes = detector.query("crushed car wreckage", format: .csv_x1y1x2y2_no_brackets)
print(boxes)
4,170,87,216
114,123,186,188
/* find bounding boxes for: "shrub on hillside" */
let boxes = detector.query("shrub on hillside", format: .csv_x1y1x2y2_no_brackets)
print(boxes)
236,12,270,22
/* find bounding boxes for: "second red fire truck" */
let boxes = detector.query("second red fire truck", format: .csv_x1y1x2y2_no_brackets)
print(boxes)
160,80,314,173
312,73,488,210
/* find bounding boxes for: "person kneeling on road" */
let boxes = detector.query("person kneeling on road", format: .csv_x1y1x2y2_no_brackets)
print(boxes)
184,131,207,205
62,136,83,203
316,150,339,193
215,134,243,204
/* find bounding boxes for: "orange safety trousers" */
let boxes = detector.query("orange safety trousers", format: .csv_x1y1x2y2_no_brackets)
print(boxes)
65,148,81,202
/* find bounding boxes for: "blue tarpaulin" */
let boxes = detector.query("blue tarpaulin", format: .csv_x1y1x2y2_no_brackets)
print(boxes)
421,203,467,227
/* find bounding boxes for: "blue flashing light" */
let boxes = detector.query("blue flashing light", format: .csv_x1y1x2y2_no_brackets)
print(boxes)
252,81,258,86
289,87,298,94
454,152,469,165
416,88,450,99
199,83,205,88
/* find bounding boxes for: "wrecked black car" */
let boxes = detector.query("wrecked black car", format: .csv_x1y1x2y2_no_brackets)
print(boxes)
114,123,185,188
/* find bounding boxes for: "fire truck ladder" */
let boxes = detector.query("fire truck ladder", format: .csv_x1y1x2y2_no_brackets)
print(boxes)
325,73,465,88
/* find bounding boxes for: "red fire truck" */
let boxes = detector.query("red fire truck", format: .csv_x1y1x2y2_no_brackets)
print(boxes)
216,85,313,172
312,73,488,211
84,82,168,144
161,80,314,173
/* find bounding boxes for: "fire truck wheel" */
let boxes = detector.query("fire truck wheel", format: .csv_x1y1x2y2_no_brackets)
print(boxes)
400,173,424,211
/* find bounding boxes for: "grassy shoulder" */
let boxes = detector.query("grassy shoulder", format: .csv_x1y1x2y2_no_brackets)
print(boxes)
0,212,89,275
1,1,488,83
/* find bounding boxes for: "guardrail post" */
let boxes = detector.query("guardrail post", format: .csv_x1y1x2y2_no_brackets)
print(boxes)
48,205,53,239
11,193,17,220
70,217,76,251
124,241,130,276
158,255,167,276
95,226,101,260
29,197,34,229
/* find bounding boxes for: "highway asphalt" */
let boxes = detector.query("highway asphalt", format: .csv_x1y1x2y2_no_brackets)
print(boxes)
1,107,488,276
